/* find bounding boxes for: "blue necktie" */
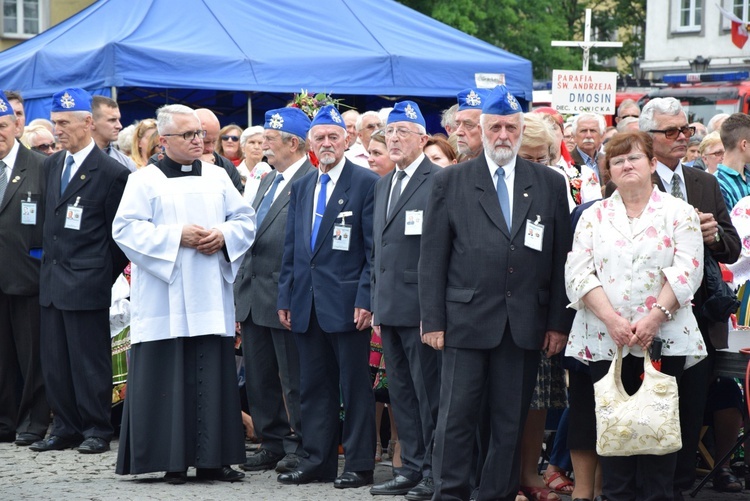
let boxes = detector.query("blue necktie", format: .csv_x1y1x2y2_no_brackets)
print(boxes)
311,173,330,250
61,156,75,195
255,172,284,227
495,167,511,230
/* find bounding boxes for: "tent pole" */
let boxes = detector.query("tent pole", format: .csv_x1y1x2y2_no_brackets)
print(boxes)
247,94,253,127
111,86,117,101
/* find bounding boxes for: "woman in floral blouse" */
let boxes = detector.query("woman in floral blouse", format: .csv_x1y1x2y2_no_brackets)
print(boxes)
565,131,706,501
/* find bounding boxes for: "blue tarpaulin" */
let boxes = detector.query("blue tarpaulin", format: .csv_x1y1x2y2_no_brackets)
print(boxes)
0,0,532,122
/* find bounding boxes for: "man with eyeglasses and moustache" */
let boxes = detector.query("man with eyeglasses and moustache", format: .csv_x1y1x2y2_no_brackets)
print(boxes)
113,104,254,484
453,88,489,162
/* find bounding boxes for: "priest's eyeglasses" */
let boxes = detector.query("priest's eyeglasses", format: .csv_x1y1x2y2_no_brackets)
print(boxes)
648,126,695,140
163,129,207,141
384,127,422,139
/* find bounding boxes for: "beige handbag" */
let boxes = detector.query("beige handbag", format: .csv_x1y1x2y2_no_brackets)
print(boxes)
594,347,682,456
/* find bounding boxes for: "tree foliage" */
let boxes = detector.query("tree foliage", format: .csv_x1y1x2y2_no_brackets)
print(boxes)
398,0,645,80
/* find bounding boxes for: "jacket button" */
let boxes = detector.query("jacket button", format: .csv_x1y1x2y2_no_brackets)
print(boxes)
309,286,313,292
55,210,59,216
311,263,316,269
510,245,515,251
53,235,57,241
506,291,511,297
508,267,513,273
251,274,256,279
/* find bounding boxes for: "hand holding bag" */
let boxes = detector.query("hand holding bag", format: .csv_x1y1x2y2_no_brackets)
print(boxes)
594,347,682,456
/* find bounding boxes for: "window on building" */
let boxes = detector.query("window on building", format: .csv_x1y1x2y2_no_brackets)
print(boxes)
734,0,750,20
721,0,748,30
672,0,703,32
3,0,42,37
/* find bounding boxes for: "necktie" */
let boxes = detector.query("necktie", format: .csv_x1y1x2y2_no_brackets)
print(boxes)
0,161,7,205
496,167,511,230
61,156,75,195
671,172,684,200
255,172,284,227
387,170,407,219
310,173,330,250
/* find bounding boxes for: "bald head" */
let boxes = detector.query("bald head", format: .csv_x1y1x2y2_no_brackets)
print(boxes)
195,108,220,155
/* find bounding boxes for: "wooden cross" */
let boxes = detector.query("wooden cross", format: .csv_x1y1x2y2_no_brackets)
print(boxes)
551,9,623,72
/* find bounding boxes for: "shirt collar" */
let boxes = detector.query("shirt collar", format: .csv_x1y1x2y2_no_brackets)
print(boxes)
66,139,96,168
281,156,306,182
484,150,517,180
318,156,346,185
396,153,424,180
656,160,685,185
1,139,20,171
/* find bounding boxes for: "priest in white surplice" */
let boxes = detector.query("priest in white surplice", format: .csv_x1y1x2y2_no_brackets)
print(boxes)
113,104,255,484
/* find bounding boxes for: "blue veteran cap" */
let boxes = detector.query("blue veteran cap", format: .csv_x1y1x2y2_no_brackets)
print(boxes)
482,85,522,116
310,105,345,129
387,100,425,128
264,107,311,140
457,88,489,111
51,88,92,113
0,91,14,119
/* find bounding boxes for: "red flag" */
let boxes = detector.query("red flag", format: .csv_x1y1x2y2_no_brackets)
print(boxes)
719,5,749,48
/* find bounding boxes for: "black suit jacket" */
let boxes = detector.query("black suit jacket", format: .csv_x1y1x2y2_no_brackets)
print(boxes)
419,155,574,350
605,166,740,347
235,160,315,328
371,157,439,326
39,147,129,310
0,143,46,296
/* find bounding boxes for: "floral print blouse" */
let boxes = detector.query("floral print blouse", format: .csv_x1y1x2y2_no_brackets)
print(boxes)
565,187,706,368
726,196,750,289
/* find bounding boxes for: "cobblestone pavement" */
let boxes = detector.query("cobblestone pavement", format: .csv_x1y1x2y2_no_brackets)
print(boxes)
0,440,746,500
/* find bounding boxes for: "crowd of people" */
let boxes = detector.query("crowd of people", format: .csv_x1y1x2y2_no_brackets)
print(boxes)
0,82,748,501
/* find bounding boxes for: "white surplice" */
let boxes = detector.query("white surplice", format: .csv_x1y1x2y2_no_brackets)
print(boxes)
112,163,255,344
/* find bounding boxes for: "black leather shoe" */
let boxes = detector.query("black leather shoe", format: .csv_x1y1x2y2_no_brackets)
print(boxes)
29,435,82,452
278,469,319,485
370,474,420,495
405,476,435,500
275,452,301,473
334,470,374,489
77,437,110,454
196,466,245,482
14,433,42,446
241,448,284,471
164,471,187,485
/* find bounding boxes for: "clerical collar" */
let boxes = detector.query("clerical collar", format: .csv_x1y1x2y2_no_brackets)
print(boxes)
162,154,201,173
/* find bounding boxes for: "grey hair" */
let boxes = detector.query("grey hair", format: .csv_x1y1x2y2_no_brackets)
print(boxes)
707,113,730,134
441,103,459,130
639,97,686,133
571,113,606,134
240,125,264,147
280,130,306,149
156,104,198,134
355,110,380,132
616,116,639,133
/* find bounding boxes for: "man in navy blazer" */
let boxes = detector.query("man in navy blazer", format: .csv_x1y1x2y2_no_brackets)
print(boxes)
369,101,441,500
277,105,379,489
31,88,129,454
419,86,574,500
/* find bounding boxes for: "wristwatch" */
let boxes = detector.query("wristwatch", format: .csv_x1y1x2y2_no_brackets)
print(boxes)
714,231,721,243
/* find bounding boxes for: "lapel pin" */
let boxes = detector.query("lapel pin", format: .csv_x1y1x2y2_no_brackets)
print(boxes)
338,199,343,205
80,174,86,180
523,193,529,197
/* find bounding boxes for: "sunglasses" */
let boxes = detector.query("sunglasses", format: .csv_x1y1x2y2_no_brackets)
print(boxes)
34,142,55,151
649,126,696,140
620,114,639,119
221,135,240,142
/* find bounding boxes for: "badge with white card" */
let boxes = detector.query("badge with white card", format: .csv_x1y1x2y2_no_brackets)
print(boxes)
65,197,83,230
524,215,544,251
21,201,37,225
332,224,351,251
404,210,423,235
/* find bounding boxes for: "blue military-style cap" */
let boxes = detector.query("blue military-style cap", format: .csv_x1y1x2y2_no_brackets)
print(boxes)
457,88,490,111
51,88,92,113
387,100,425,128
481,85,522,116
264,107,312,140
0,91,14,118
310,105,345,129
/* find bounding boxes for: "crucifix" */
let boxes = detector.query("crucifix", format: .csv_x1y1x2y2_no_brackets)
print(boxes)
551,9,622,72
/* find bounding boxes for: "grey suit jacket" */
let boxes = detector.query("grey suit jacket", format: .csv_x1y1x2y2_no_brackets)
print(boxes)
418,155,574,350
235,160,315,328
371,157,439,326
0,143,47,296
39,147,129,310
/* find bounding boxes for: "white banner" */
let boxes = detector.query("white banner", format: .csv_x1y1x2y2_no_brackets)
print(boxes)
551,70,617,114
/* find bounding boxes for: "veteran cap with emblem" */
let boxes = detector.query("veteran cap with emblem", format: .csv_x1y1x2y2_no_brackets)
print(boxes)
481,85,522,116
387,100,425,128
0,90,14,118
51,88,92,113
309,105,345,129
457,88,490,111
264,107,312,139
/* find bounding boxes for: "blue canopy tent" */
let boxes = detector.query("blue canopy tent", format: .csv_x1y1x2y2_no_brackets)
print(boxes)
0,0,533,128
